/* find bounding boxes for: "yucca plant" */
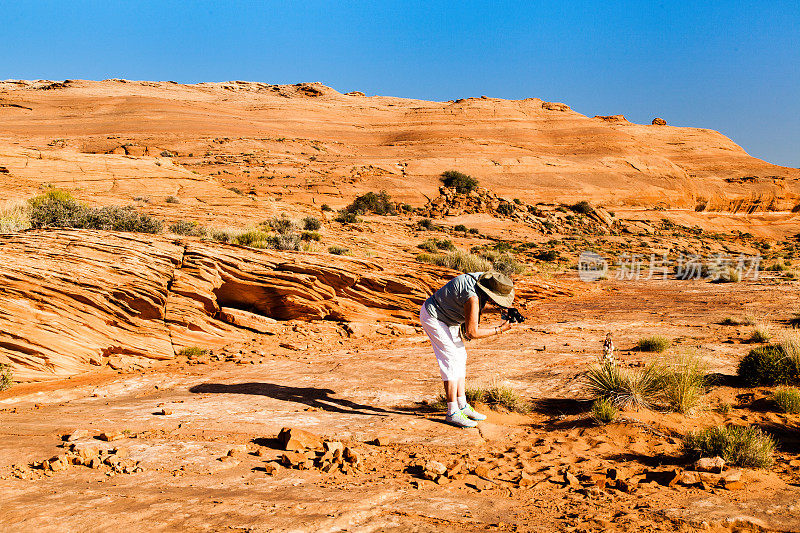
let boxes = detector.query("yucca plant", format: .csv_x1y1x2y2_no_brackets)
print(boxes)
584,361,664,409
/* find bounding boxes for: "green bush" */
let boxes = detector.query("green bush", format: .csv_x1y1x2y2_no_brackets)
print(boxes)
345,191,396,215
28,190,163,233
468,227,479,234
496,202,515,216
454,224,467,232
737,345,799,386
267,215,295,234
179,347,207,358
534,249,560,262
235,230,273,248
637,336,671,353
165,196,179,204
570,201,593,214
591,398,618,424
682,425,775,469
417,218,434,231
418,238,455,253
328,245,350,255
774,387,800,414
0,363,13,391
272,233,300,251
416,250,492,273
302,216,322,231
440,170,478,194
301,231,321,242
335,211,360,224
169,220,206,237
321,204,333,212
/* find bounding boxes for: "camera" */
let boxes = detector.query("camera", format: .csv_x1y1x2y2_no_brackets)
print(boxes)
500,307,525,324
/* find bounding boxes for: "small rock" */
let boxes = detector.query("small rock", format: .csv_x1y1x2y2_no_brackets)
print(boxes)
278,427,323,451
281,451,313,469
473,464,491,479
227,445,248,457
159,408,173,416
723,480,744,491
722,469,742,484
98,430,124,442
371,435,390,446
694,456,725,474
323,441,344,455
564,471,581,488
517,471,535,488
263,462,279,475
66,429,89,442
343,447,360,465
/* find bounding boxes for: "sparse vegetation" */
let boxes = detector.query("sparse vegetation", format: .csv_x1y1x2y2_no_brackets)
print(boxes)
440,170,478,194
661,353,708,415
335,211,360,224
432,383,530,413
344,191,396,215
750,324,773,343
169,220,206,237
179,347,207,358
570,200,593,215
328,245,351,255
0,362,13,391
591,398,618,424
321,204,332,212
584,361,664,409
788,312,800,329
210,228,239,243
27,190,163,233
637,335,671,353
453,224,467,232
165,196,179,204
418,238,455,253
0,199,31,233
534,249,560,262
737,344,799,386
773,387,800,414
301,231,321,241
721,316,752,326
416,250,492,273
417,218,434,231
302,216,322,231
488,254,525,276
682,425,776,469
267,215,295,234
234,230,273,248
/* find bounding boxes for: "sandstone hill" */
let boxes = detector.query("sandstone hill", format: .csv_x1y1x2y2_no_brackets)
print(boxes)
1,78,798,214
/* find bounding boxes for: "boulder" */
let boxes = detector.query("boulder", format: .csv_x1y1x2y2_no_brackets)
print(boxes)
278,428,323,451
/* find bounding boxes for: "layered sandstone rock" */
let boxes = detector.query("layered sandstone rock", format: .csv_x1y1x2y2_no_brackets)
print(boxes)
0,229,573,381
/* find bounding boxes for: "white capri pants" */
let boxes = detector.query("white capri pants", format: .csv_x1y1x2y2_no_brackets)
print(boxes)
419,305,467,382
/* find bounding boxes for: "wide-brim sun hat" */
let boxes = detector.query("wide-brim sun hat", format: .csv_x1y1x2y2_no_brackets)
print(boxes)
476,271,514,308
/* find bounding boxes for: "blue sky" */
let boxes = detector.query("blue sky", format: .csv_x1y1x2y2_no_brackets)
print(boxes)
2,1,798,167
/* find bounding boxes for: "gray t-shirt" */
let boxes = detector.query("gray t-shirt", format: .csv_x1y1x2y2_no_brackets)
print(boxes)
424,272,484,326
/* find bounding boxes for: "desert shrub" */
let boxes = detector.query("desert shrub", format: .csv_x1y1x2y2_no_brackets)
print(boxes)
513,198,522,205
570,200,593,214
328,245,350,255
418,238,455,253
750,324,773,343
491,254,525,276
468,227,479,234
440,170,478,194
682,425,775,469
179,347,207,358
721,316,751,326
165,196,179,204
661,353,708,415
267,215,295,234
335,211,360,224
321,204,333,212
28,191,163,233
272,233,300,251
0,363,13,391
169,220,206,237
454,224,467,232
0,199,30,233
301,231,321,242
737,345,799,386
416,250,492,273
584,361,665,409
534,249,560,262
210,229,239,243
345,191,396,215
712,267,741,283
774,387,800,414
235,230,273,248
302,216,322,231
496,202,515,216
78,206,163,233
228,187,243,195
591,398,618,424
788,312,800,329
637,336,671,353
417,218,434,231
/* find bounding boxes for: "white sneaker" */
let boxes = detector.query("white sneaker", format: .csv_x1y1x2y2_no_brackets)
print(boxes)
461,404,487,421
445,410,478,428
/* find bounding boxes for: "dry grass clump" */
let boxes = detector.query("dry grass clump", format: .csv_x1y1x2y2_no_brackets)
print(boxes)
682,425,776,469
660,353,708,415
0,199,31,233
27,190,163,233
737,344,799,386
416,250,492,273
169,220,206,237
584,361,664,409
720,316,753,326
418,238,455,253
328,245,351,256
0,363,13,391
636,335,671,353
591,398,618,424
178,347,207,358
431,383,530,414
302,216,322,231
750,324,773,343
773,387,800,414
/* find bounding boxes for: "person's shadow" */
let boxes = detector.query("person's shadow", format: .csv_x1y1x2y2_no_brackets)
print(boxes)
189,382,405,417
